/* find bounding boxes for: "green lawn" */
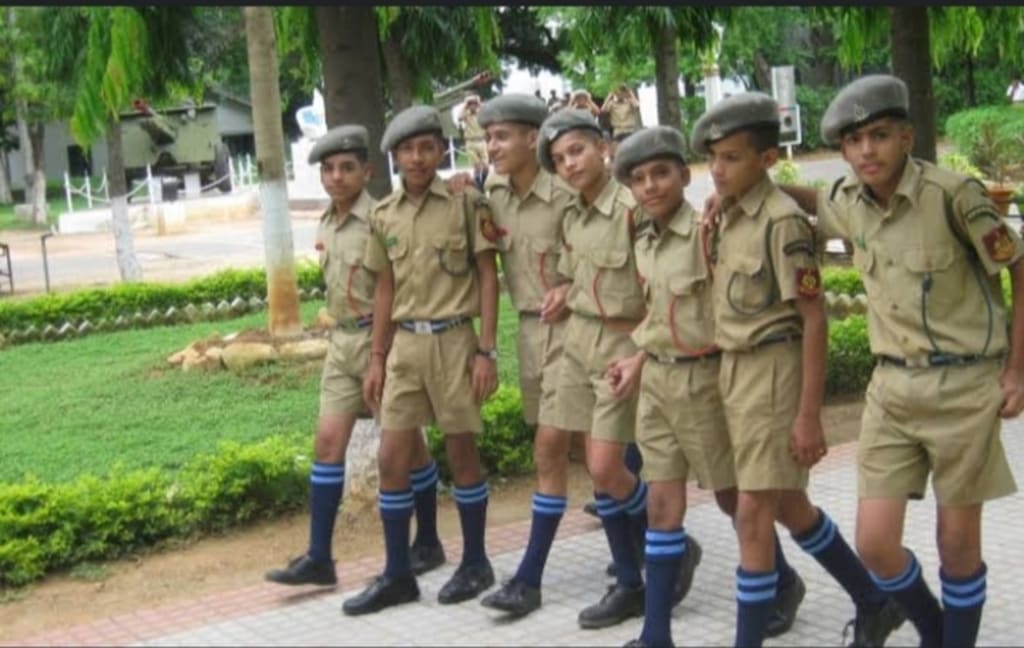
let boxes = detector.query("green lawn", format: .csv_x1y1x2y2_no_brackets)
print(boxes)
3,292,521,484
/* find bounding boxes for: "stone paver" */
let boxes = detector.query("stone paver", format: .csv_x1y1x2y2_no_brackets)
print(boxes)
6,423,1024,647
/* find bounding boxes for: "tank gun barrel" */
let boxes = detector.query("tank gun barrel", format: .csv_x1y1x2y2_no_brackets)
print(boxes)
432,71,494,105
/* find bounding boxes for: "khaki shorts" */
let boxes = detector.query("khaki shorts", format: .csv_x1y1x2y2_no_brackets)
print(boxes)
637,357,736,490
556,314,638,443
466,140,488,166
380,325,483,434
720,340,808,491
859,360,1018,506
516,314,567,427
319,328,372,418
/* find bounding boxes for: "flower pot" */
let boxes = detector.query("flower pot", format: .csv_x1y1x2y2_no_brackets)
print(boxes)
985,184,1016,216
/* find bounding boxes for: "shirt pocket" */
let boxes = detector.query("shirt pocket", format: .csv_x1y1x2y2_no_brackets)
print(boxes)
902,246,964,318
589,248,644,315
341,247,374,303
529,239,561,291
724,255,774,314
667,274,710,324
434,236,472,276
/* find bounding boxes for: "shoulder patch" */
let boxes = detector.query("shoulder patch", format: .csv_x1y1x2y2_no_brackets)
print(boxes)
982,223,1017,263
795,267,822,298
383,235,399,249
477,199,507,243
783,239,816,257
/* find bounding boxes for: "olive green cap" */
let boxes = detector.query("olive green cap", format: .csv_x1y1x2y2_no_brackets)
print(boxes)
689,92,780,155
307,124,370,164
820,74,909,146
612,126,687,184
478,93,549,129
380,105,443,153
536,109,603,173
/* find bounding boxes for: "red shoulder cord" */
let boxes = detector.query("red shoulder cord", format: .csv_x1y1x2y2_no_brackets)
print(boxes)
345,265,371,319
591,208,643,323
666,217,719,356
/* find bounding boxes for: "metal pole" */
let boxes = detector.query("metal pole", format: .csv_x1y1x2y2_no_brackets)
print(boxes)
147,164,155,205
40,232,53,294
85,174,93,208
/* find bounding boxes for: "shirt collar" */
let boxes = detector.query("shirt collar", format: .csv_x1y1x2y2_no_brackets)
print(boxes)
665,200,696,238
397,174,451,205
324,190,372,229
850,156,920,213
573,175,618,218
723,175,773,222
528,168,554,203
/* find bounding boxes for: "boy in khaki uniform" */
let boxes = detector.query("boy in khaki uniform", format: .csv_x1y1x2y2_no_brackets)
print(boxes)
609,126,813,647
264,125,439,588
779,74,1023,648
691,93,903,647
462,93,577,617
342,105,500,616
458,95,490,189
534,109,676,630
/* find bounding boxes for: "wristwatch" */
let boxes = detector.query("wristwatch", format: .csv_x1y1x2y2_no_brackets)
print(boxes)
476,347,498,360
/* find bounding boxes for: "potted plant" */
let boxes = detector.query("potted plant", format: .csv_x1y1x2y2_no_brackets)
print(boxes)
946,106,1024,216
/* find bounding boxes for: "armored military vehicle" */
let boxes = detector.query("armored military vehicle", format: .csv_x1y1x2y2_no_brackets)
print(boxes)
433,71,496,139
120,99,232,194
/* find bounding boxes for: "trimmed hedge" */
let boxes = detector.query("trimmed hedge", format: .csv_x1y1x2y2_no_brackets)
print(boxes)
0,263,325,333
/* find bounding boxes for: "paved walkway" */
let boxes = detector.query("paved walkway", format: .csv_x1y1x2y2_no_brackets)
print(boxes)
6,426,1024,647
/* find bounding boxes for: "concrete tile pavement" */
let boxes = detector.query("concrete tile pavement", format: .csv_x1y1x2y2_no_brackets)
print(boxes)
7,422,1024,647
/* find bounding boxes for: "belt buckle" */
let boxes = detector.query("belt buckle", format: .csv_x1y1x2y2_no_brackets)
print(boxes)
413,320,433,335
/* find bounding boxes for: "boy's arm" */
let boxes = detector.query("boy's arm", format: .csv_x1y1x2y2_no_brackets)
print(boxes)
1002,258,1024,417
776,184,821,215
472,249,499,402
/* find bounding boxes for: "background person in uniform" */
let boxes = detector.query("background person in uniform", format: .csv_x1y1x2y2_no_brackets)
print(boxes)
264,125,437,589
570,89,602,118
458,94,491,190
342,105,501,616
534,109,660,631
469,93,578,618
692,93,904,648
610,126,814,648
601,83,643,155
778,74,1024,648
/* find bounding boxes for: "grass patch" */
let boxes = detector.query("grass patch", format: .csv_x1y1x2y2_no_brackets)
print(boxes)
3,292,520,484
69,562,110,582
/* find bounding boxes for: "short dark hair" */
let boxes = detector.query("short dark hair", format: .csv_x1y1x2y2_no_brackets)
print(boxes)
745,123,781,152
322,148,369,165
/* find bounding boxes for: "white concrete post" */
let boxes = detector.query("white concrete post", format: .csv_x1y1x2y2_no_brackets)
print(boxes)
84,174,93,208
64,171,74,214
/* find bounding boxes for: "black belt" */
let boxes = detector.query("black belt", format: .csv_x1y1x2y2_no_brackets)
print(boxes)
877,353,1000,369
645,349,722,365
752,332,803,349
397,316,471,335
335,315,373,332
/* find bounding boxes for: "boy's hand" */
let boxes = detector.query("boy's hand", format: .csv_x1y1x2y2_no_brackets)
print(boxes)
790,411,827,467
606,352,644,399
446,172,474,195
363,355,386,414
540,283,571,323
999,365,1024,418
701,192,722,232
471,354,498,403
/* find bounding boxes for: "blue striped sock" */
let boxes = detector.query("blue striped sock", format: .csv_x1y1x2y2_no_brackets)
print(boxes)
596,491,643,589
794,508,884,610
513,493,566,588
735,567,778,647
307,462,344,563
941,562,987,648
640,527,686,647
625,480,649,569
453,480,489,567
869,549,943,646
379,488,414,578
410,461,440,549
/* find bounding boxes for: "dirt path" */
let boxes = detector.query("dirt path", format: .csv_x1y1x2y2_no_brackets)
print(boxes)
0,399,864,641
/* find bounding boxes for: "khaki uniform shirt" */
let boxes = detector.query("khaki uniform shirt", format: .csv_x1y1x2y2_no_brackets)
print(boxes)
632,200,716,356
817,157,1024,360
364,176,498,321
713,176,819,351
315,191,376,322
462,111,485,141
556,177,646,321
608,99,640,135
487,169,574,313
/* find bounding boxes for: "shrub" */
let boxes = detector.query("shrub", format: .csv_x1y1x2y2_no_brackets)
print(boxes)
945,106,1024,185
822,266,864,296
794,85,834,152
825,315,873,396
0,262,325,333
771,159,803,186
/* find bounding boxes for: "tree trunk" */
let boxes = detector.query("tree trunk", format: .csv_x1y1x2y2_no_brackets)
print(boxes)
381,29,415,112
316,6,391,199
890,7,936,163
0,148,13,204
28,123,46,225
244,6,302,339
15,106,33,201
106,117,143,281
965,52,976,107
652,21,681,129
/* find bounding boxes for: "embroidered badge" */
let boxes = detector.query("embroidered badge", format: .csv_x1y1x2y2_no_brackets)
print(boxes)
795,267,821,298
384,235,398,249
983,223,1016,263
708,122,722,140
852,102,868,121
479,212,507,243
314,241,324,252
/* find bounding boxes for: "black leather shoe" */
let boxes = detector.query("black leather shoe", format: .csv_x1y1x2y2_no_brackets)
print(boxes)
583,500,600,518
264,554,336,586
409,542,446,576
578,583,645,629
844,597,907,647
341,573,419,616
672,536,703,605
480,578,541,616
765,571,806,638
438,560,496,604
